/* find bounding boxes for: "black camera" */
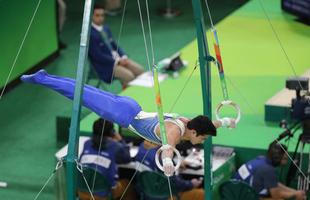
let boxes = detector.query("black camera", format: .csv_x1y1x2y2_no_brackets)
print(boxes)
286,77,310,120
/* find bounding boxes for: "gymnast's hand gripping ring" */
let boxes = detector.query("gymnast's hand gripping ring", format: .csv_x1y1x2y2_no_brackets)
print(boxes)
216,100,241,124
155,144,182,177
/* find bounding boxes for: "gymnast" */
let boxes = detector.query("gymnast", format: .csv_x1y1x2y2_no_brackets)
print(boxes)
21,70,235,176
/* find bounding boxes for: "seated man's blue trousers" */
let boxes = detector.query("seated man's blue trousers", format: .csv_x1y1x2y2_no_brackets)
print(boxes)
21,70,142,128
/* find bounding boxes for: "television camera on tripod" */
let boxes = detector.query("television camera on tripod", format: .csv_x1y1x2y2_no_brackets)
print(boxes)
280,76,310,191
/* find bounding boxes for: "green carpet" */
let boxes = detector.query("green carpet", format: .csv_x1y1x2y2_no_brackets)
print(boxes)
0,0,247,199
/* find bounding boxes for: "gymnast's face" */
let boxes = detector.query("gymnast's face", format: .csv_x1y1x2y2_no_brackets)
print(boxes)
93,8,105,26
190,132,208,145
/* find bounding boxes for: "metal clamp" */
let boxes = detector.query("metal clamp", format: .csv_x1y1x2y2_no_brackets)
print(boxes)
75,159,83,173
55,159,64,171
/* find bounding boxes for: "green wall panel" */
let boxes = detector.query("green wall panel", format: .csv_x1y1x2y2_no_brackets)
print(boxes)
0,0,58,88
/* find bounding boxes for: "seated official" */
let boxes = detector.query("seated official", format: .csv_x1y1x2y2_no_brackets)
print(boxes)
135,141,204,200
78,118,136,200
89,4,144,87
233,142,306,200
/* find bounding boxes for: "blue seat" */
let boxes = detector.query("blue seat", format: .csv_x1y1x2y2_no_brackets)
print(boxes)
86,61,103,88
86,61,122,93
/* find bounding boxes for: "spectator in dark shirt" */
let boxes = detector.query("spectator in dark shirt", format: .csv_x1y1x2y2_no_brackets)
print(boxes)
233,142,306,200
78,118,136,200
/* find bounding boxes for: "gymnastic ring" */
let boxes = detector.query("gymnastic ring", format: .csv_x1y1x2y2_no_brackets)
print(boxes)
215,100,241,124
155,144,182,176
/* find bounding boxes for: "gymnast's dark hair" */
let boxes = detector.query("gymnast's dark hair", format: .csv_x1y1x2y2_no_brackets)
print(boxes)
187,115,217,136
92,118,115,150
